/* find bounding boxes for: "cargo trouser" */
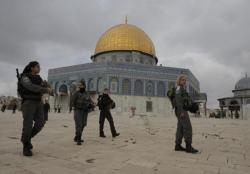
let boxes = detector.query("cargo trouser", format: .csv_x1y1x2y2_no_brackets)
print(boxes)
74,109,88,139
99,110,117,136
175,111,192,145
21,100,45,144
44,112,48,122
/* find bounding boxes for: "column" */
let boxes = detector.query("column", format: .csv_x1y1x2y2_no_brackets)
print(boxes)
143,80,146,96
131,79,135,96
119,78,123,95
154,81,157,96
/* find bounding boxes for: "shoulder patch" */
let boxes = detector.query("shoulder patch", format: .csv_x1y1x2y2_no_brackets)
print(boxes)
22,77,30,83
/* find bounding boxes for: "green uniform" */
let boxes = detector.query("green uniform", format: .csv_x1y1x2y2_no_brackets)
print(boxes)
174,86,193,145
71,90,93,141
20,74,48,145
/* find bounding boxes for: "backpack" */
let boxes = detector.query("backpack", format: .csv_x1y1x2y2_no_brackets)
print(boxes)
97,95,103,110
97,94,114,110
110,100,116,109
167,87,176,108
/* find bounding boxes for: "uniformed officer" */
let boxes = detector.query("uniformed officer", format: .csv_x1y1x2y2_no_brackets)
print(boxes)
97,88,120,138
70,81,94,145
174,75,198,153
19,61,52,156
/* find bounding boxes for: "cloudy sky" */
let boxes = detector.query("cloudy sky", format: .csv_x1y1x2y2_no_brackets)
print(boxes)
0,0,249,108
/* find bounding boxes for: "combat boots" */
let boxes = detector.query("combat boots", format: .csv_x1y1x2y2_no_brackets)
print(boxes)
74,136,84,143
23,143,33,156
74,136,84,145
186,143,198,153
77,140,82,145
112,133,120,138
100,132,106,138
175,144,186,151
27,142,33,150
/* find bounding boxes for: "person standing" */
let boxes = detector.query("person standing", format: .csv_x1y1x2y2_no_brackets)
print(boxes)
12,100,17,114
1,102,7,112
43,100,50,122
57,105,61,113
97,88,120,138
54,106,57,113
174,75,198,153
18,61,52,156
70,81,94,145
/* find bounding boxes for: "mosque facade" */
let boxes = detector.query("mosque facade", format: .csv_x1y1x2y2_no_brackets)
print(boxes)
47,22,204,116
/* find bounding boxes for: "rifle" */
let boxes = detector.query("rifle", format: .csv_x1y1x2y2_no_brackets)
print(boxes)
16,68,22,98
16,68,20,80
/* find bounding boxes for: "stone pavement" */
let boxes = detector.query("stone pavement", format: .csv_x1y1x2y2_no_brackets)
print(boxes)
0,111,250,174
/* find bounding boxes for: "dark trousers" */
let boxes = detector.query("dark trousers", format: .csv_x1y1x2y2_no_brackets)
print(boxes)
74,109,88,138
21,100,45,144
99,110,117,135
175,111,193,145
44,112,48,122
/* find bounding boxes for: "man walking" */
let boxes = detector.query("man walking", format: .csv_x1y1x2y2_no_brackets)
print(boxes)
97,88,120,138
70,80,94,145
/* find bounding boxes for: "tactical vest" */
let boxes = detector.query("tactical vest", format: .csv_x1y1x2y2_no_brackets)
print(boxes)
74,91,91,110
167,87,176,108
97,94,114,111
18,74,43,100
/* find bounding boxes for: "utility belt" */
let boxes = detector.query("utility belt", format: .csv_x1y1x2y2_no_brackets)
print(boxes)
22,95,42,102
74,102,95,112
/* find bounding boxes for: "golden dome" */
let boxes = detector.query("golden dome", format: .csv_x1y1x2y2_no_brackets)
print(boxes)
94,23,156,57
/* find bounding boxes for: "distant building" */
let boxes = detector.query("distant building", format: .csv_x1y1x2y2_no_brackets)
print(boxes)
218,75,250,119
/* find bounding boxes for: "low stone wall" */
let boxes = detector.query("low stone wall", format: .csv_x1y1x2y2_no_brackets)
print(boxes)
48,94,174,117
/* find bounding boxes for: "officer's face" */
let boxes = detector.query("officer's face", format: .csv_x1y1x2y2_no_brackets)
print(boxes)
103,89,109,94
180,78,187,86
31,64,40,74
79,84,86,89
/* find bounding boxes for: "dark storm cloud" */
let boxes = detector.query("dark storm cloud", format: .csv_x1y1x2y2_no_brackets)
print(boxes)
0,0,249,108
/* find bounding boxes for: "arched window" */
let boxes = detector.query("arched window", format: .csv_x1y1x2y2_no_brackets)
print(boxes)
122,79,131,95
54,82,59,94
134,80,143,96
229,100,240,111
69,81,77,93
101,57,105,62
88,79,94,91
220,100,225,106
139,57,144,64
110,78,118,93
125,56,131,62
168,81,175,90
157,81,165,97
59,84,68,95
246,99,250,105
97,78,104,93
146,81,155,96
112,55,117,62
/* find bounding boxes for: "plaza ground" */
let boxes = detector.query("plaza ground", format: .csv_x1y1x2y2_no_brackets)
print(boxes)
0,111,250,174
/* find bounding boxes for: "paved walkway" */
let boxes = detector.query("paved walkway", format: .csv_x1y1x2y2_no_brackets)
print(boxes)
0,111,249,174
